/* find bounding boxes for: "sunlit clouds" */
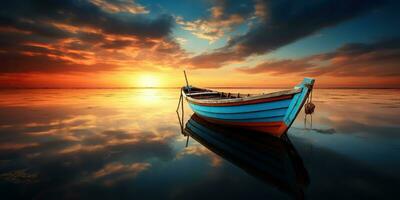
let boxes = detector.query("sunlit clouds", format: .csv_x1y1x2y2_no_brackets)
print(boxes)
90,0,149,14
0,0,399,88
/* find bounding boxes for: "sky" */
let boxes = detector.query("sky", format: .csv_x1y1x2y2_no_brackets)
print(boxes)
0,0,399,88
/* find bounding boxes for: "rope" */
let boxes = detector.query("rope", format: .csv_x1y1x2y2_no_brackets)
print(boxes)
176,90,190,147
304,88,315,115
304,86,315,130
176,90,185,135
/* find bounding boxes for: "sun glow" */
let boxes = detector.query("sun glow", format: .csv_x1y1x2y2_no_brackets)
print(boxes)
136,75,160,88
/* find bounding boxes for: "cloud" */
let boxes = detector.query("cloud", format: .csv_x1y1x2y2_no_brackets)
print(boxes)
177,0,255,42
237,58,314,74
0,51,113,73
90,0,149,14
180,50,246,69
176,14,244,43
185,0,385,68
238,38,400,77
0,1,171,38
100,39,134,49
0,0,185,74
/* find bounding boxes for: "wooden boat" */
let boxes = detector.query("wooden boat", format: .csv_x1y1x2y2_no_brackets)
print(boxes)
181,77,315,137
183,114,309,199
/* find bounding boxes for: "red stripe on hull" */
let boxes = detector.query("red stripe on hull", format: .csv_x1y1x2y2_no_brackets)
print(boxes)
188,94,293,107
197,115,288,137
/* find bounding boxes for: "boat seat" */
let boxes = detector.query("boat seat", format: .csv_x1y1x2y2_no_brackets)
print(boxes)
186,91,220,97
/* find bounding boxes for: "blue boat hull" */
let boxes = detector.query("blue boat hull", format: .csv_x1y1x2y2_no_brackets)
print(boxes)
183,78,315,137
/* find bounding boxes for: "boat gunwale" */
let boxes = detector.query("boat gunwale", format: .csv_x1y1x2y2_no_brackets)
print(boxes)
183,87,302,106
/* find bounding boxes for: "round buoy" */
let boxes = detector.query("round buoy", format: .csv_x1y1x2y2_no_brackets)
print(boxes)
305,102,315,115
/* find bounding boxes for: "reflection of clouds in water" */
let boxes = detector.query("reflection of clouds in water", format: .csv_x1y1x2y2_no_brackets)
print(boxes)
289,135,399,199
0,120,179,159
0,125,177,198
0,169,39,184
88,162,151,186
24,115,98,136
0,89,399,199
0,142,39,150
0,89,183,197
57,127,177,155
177,145,222,167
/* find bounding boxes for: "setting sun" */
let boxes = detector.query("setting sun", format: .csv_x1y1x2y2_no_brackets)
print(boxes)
136,75,160,88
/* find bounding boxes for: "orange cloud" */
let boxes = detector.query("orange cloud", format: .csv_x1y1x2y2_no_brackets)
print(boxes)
238,38,400,78
176,1,255,42
0,0,184,83
90,0,149,14
183,0,385,69
177,13,244,42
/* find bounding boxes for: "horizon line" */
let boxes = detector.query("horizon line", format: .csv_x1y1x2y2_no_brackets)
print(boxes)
0,86,399,89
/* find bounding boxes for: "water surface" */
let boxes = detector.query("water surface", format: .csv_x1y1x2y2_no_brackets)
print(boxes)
0,89,399,199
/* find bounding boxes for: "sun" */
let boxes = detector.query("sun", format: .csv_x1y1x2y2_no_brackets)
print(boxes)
137,75,160,88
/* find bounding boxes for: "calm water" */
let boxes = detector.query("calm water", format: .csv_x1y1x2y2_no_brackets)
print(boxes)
0,89,399,199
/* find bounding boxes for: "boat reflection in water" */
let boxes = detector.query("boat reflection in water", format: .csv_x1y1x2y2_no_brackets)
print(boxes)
183,114,310,199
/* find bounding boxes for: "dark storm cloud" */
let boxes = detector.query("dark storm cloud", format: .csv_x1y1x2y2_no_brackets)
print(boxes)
186,0,386,68
238,38,400,77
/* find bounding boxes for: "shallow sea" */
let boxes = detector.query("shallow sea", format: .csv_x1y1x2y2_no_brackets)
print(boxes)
0,89,399,199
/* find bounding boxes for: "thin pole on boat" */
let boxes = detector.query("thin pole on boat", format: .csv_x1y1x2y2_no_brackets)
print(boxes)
183,70,189,88
183,70,191,94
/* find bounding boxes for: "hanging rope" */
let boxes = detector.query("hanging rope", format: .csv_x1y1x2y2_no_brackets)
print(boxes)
304,86,315,130
176,89,190,147
176,90,185,135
